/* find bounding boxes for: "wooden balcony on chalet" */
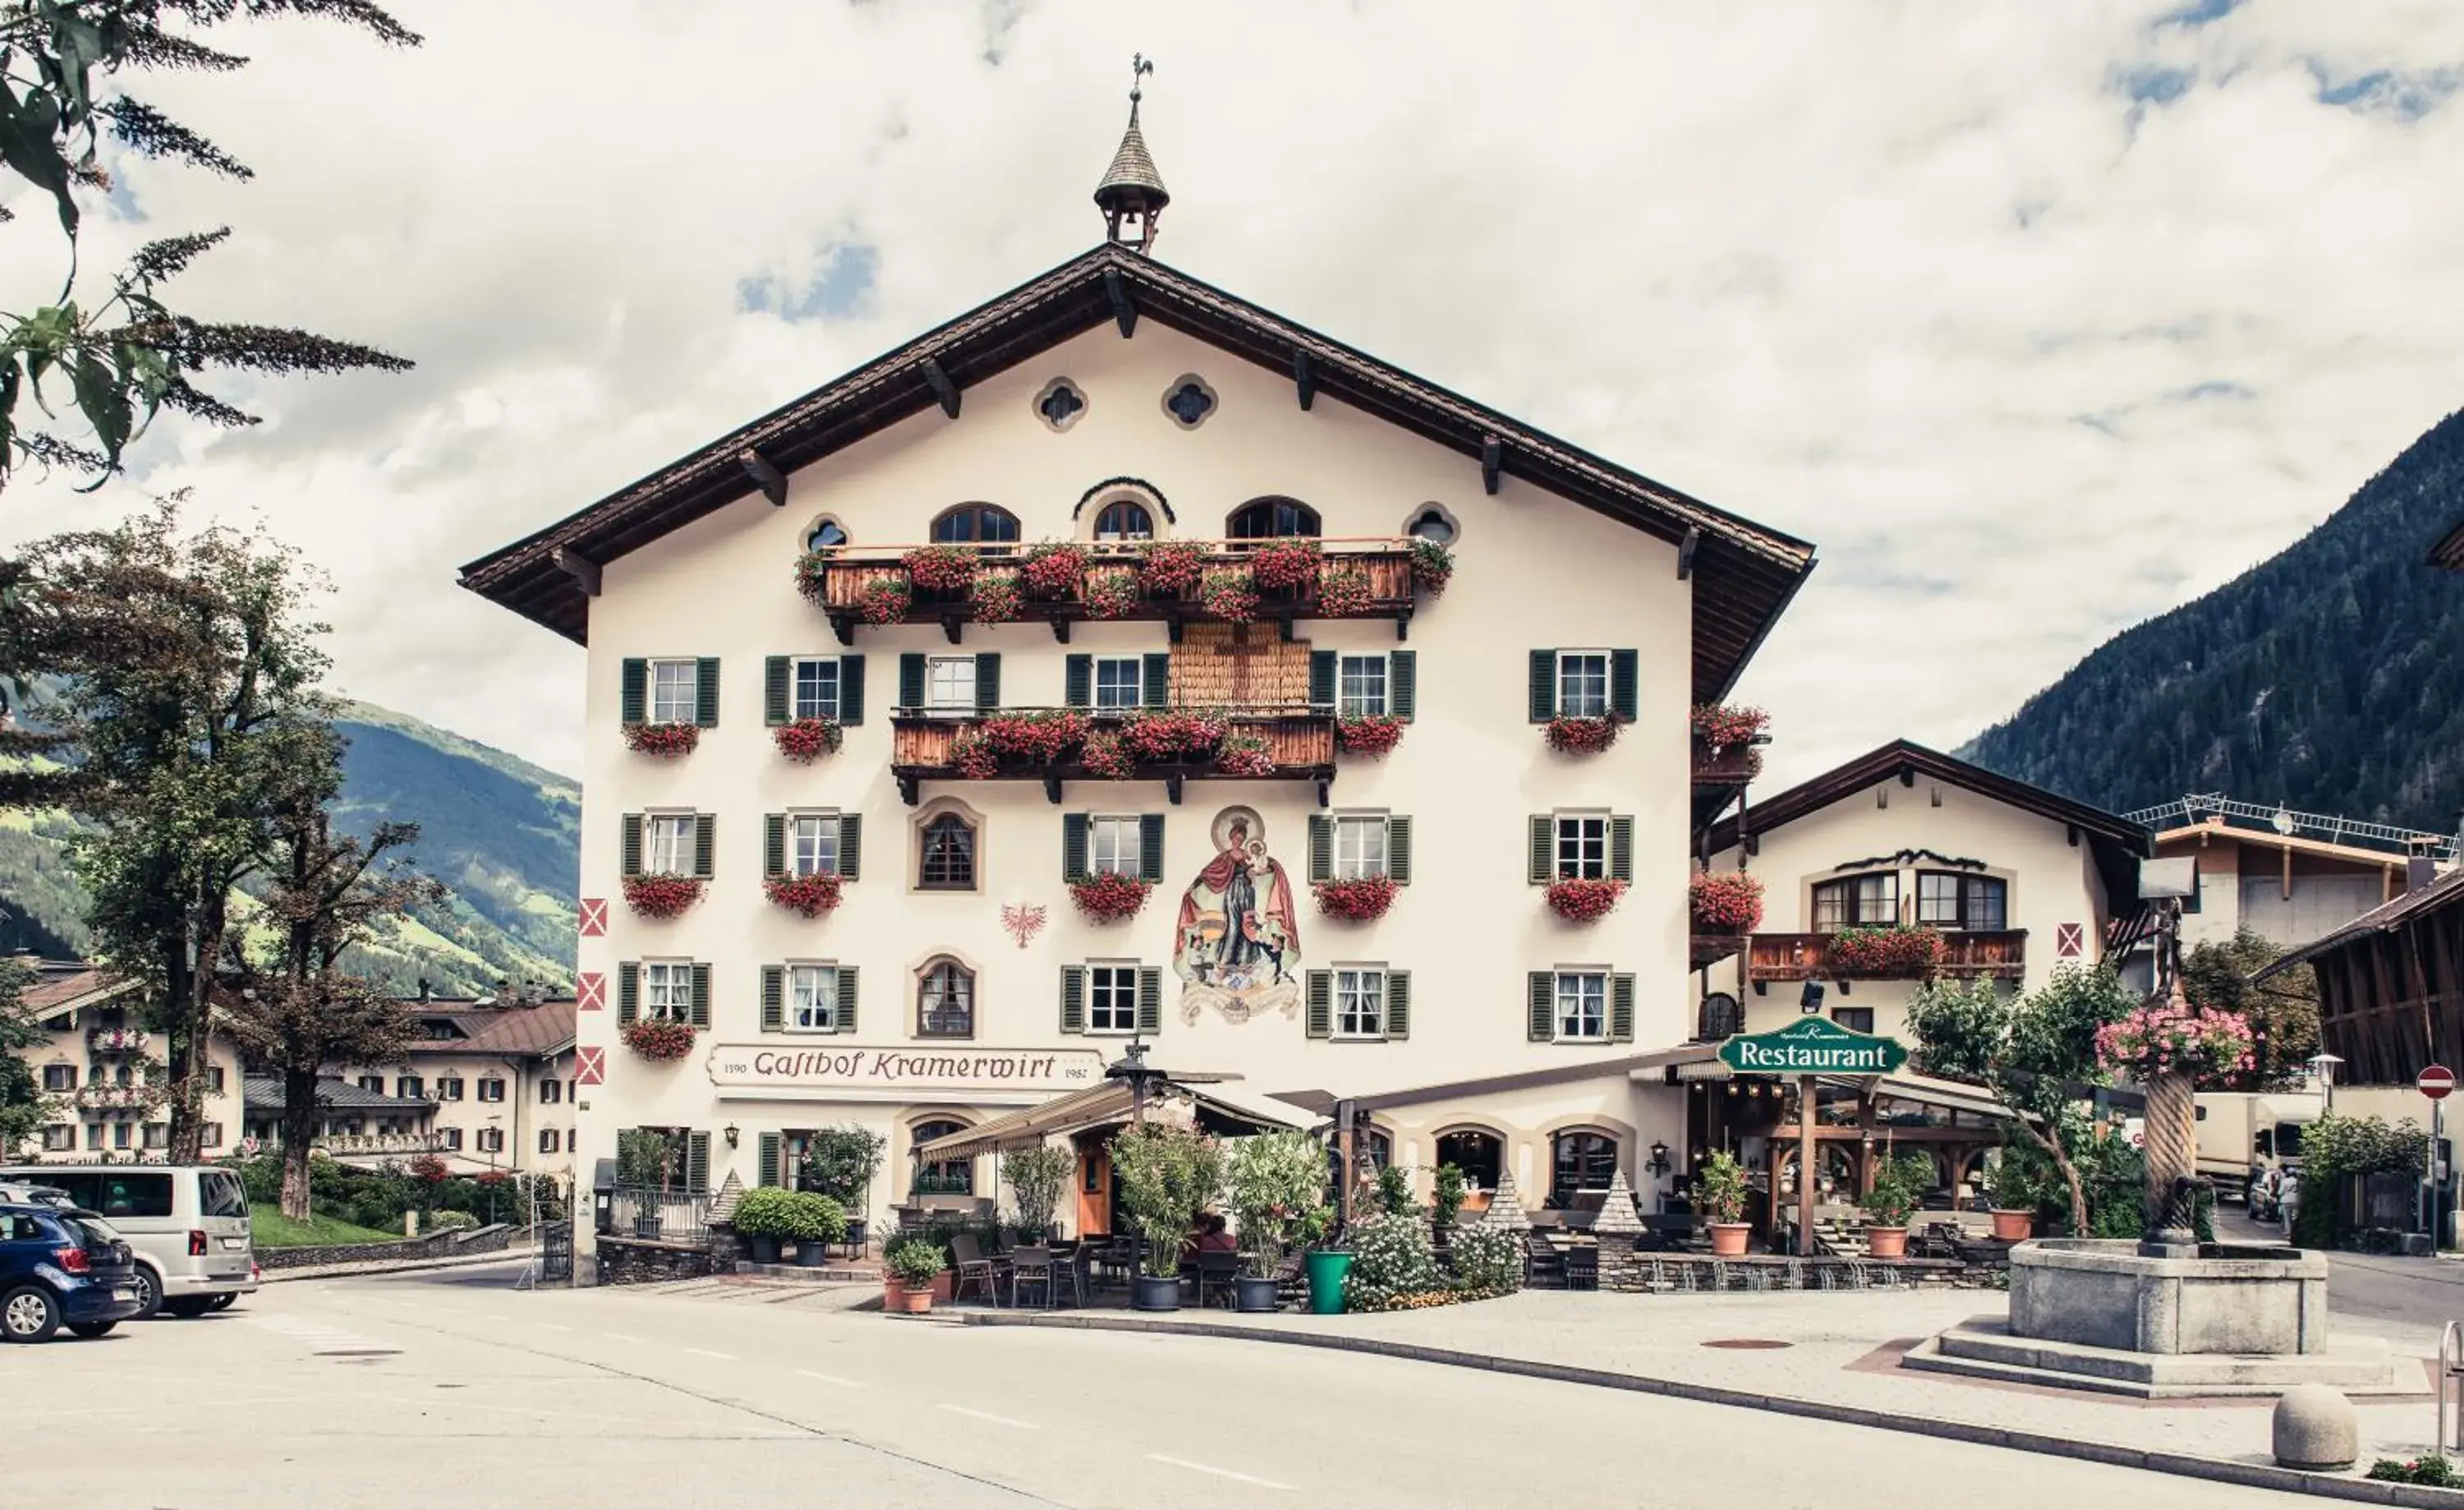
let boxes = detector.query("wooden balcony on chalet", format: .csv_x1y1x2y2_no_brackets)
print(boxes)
1689,735,1768,832
890,706,1337,806
807,538,1422,646
1744,929,2029,991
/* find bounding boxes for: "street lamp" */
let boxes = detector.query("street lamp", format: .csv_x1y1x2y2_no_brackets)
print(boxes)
2307,1054,2343,1112
485,1114,503,1225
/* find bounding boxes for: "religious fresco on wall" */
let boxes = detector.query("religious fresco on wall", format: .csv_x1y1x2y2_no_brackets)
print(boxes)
1174,806,1302,1024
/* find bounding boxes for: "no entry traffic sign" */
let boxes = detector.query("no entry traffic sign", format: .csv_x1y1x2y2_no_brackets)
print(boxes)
2420,1065,2455,1101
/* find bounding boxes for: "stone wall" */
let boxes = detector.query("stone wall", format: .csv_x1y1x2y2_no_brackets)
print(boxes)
1588,1235,2007,1294
597,1236,725,1286
258,1222,517,1272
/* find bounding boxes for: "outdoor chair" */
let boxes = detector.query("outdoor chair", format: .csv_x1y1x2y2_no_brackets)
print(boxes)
1006,1246,1057,1310
1562,1244,1599,1292
1194,1251,1241,1309
1523,1231,1566,1290
949,1234,1004,1304
839,1217,869,1261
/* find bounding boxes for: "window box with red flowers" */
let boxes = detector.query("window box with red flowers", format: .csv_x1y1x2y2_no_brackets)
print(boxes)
625,722,701,758
1070,871,1152,923
1409,538,1455,596
1544,716,1622,756
1198,564,1259,623
1547,877,1628,923
1121,709,1226,763
902,544,977,596
1317,564,1375,617
1315,875,1399,922
1083,565,1142,619
949,728,1000,779
981,710,1087,763
765,870,844,918
773,717,844,763
971,567,1023,625
1213,730,1276,777
623,875,706,919
794,550,831,605
1137,539,1205,597
1689,703,1770,752
1023,541,1089,598
1828,925,1947,978
855,574,913,625
1689,870,1764,933
621,1019,698,1061
1249,538,1322,593
1082,728,1135,780
1337,716,1405,757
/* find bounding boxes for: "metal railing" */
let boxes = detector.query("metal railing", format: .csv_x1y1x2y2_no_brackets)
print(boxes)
2124,792,2457,863
606,1185,713,1245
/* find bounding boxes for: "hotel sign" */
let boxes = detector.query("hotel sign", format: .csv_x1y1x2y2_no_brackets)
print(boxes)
1718,1018,1909,1075
706,1043,1106,1097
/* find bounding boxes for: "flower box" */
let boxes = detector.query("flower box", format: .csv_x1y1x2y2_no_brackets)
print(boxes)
1213,730,1275,777
794,551,830,605
1546,877,1627,923
621,1020,698,1061
1249,538,1322,592
624,722,700,757
981,710,1087,763
89,1027,149,1053
1023,541,1089,598
949,729,1000,779
1689,870,1764,933
1070,872,1152,923
773,717,844,762
1121,710,1226,762
765,871,844,918
1083,566,1142,619
1336,716,1404,757
902,544,977,596
1409,538,1454,595
1138,540,1205,597
1315,875,1399,922
1690,703,1770,751
1082,728,1135,780
1317,564,1376,617
623,874,705,919
972,568,1023,625
1828,925,1947,978
855,575,913,625
1199,564,1259,623
1544,716,1621,756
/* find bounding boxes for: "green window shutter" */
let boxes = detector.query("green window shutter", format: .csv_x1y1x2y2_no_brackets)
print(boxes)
1610,650,1639,722
1611,973,1636,1043
765,656,790,725
1528,815,1552,885
686,1130,710,1194
1308,651,1336,708
1528,971,1552,1042
1060,966,1086,1034
690,963,712,1029
1308,814,1332,884
1387,816,1413,885
1529,650,1557,722
761,965,784,1031
1138,967,1162,1034
1305,971,1332,1039
620,658,646,725
1064,655,1092,710
899,653,926,710
758,1131,781,1189
839,655,866,725
1062,813,1090,882
837,814,862,881
975,652,1001,711
835,966,859,1033
1142,652,1171,708
622,814,644,878
1386,971,1411,1041
696,657,722,728
764,814,785,877
1390,651,1417,722
1610,816,1634,884
618,963,640,1026
693,814,716,879
1138,814,1165,883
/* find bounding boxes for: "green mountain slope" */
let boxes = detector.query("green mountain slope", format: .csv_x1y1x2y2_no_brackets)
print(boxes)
1961,406,2464,830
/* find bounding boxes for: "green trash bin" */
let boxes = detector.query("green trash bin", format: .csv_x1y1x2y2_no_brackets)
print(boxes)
1304,1249,1353,1314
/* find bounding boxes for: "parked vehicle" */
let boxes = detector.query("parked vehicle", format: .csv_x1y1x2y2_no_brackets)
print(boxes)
2192,1092,2325,1204
0,1166,256,1319
0,1200,145,1342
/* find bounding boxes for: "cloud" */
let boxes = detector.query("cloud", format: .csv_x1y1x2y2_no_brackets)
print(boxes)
2,0,2461,798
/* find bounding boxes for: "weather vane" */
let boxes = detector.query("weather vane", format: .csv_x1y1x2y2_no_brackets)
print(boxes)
1130,52,1152,104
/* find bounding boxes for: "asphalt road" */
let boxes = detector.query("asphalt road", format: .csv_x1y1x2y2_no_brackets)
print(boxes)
0,1262,2324,1510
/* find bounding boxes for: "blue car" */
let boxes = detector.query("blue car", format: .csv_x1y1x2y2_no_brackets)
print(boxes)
0,1200,145,1342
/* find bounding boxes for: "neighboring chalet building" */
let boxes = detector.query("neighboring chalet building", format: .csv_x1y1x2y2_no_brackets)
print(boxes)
456,92,1817,1255
14,964,247,1161
2262,866,2464,1125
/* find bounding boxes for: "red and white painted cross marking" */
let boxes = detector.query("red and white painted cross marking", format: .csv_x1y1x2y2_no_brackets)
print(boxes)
576,1046,606,1086
578,898,608,937
2055,922,2085,957
577,972,605,1012
2420,1065,2454,1101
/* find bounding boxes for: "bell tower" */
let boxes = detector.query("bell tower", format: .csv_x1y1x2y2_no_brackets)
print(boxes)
1093,54,1169,255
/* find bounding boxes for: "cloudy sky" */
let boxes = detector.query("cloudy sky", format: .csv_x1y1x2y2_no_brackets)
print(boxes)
4,0,2462,786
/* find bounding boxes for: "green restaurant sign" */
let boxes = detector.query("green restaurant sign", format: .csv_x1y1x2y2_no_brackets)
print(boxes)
1717,1016,1910,1075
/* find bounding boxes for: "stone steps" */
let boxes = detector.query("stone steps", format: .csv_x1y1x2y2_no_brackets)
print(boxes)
1902,1317,2416,1397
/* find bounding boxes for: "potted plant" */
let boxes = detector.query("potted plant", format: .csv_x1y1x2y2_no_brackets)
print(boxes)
1136,538,1206,597
1111,1123,1224,1313
884,1237,946,1313
1830,925,1948,978
1023,541,1089,598
1083,566,1141,619
619,1018,697,1061
1689,870,1764,934
616,1129,677,1241
901,543,977,597
765,869,844,918
854,573,912,625
1696,1150,1752,1256
622,873,704,920
1407,536,1454,595
1984,1152,2039,1242
1198,564,1259,623
1543,715,1621,755
1860,1153,1930,1259
1248,537,1321,593
773,717,844,762
1224,1130,1328,1314
1317,563,1375,616
1213,730,1275,777
1335,715,1404,756
787,1191,848,1267
801,1126,885,1255
999,1142,1074,1245
972,567,1023,624
729,1185,798,1264
1430,1163,1468,1245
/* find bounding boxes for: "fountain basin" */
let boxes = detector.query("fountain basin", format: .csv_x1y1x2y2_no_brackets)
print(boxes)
2008,1237,2326,1356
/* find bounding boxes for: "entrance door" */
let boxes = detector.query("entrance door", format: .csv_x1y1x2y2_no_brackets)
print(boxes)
1075,1136,1112,1237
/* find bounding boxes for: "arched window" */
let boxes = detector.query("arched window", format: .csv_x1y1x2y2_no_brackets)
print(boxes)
930,504,1021,549
1434,1130,1503,1193
806,518,848,552
1092,499,1154,541
917,814,977,890
1407,504,1457,545
911,1118,974,1195
917,960,975,1038
1228,497,1321,541
1548,1129,1619,1208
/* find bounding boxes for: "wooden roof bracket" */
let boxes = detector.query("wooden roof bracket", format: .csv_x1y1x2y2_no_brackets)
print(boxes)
739,449,788,507
828,614,855,648
550,546,600,597
1164,773,1184,806
1481,435,1503,495
940,615,964,646
896,775,920,807
1393,607,1411,642
1293,350,1317,411
1049,618,1071,644
922,358,961,419
1677,526,1701,580
1316,779,1331,809
1043,775,1064,805
1106,268,1137,337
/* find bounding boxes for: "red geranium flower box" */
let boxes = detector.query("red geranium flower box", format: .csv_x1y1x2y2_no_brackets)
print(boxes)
623,875,704,919
1070,872,1152,923
1317,564,1377,617
1337,716,1405,757
1213,730,1275,777
1083,566,1142,619
1137,540,1206,597
1023,542,1090,597
972,569,1023,624
1544,716,1621,756
1547,877,1628,923
1199,565,1259,624
1690,703,1770,751
1249,538,1322,592
765,871,844,918
1315,876,1399,922
902,544,977,595
774,718,843,762
621,1020,697,1061
1689,870,1764,933
625,722,700,757
855,575,913,625
1828,926,1947,978
982,711,1087,763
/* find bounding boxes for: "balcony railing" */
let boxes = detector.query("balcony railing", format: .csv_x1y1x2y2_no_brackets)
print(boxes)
1690,739,1763,786
317,1132,448,1156
1744,929,2029,985
890,705,1337,805
806,537,1423,645
85,1027,151,1054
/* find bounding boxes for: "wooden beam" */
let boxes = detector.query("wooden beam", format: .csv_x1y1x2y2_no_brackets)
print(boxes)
1106,268,1137,338
1043,775,1063,805
738,449,788,507
1676,526,1700,581
1481,435,1503,495
550,546,600,597
1164,773,1183,806
1293,351,1317,411
940,616,963,647
922,358,960,419
1049,618,1071,644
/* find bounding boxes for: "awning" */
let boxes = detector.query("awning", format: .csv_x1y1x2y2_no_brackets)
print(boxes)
913,1080,1310,1162
1827,1070,2017,1122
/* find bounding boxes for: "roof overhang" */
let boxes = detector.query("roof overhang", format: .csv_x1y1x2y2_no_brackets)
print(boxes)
913,1076,1309,1162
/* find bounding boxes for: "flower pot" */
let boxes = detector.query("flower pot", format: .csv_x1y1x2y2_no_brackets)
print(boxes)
1304,1250,1354,1315
899,1287,934,1314
884,1278,935,1314
1864,1226,1909,1260
1132,1275,1182,1312
1990,1208,2035,1243
795,1241,830,1268
1234,1275,1281,1314
1708,1222,1751,1257
744,1234,779,1264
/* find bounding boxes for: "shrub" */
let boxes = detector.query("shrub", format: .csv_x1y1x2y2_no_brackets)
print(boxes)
1000,1144,1074,1239
623,722,700,757
1695,1151,1749,1224
1224,1130,1330,1279
783,1191,848,1245
773,717,844,762
1446,1222,1523,1296
729,1186,803,1240
2368,1457,2458,1486
1111,1123,1225,1279
1375,1162,1414,1218
1543,715,1620,754
623,874,704,919
1859,1153,1933,1228
426,1209,478,1233
1546,877,1626,923
800,1126,886,1207
885,1236,947,1285
1315,875,1399,922
1432,1164,1469,1231
408,1153,450,1185
1342,1210,1442,1311
765,870,844,918
1689,870,1763,932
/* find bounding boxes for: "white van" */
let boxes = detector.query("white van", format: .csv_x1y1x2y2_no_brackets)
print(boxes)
0,1166,256,1318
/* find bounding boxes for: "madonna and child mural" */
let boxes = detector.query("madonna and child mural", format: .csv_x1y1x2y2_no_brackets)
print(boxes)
1173,806,1303,1024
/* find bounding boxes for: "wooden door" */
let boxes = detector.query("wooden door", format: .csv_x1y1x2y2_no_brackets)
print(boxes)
1075,1138,1112,1237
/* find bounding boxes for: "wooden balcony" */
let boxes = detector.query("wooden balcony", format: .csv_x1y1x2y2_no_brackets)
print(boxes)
1689,736,1768,833
808,538,1421,645
1744,930,2029,988
890,706,1337,806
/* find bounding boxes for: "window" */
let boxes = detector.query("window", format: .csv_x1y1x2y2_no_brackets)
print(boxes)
1408,504,1458,545
650,658,698,724
1164,376,1216,426
1434,1130,1502,1191
1036,380,1086,430
477,1076,508,1103
1333,816,1389,880
789,813,840,877
1335,968,1386,1039
1087,816,1142,877
641,960,694,1024
1088,965,1139,1034
441,1127,465,1152
437,1076,464,1102
112,1122,131,1150
540,1129,561,1155
1093,500,1153,540
94,1172,171,1217
1556,815,1608,880
1831,1007,1876,1034
357,1075,384,1095
540,1079,563,1105
206,1066,226,1093
1549,1130,1619,1208
477,1127,505,1154
1337,655,1388,718
911,1118,974,1195
788,964,839,1032
1814,872,1900,931
926,655,977,711
1556,971,1607,1042
41,1064,73,1092
391,1075,418,1100
112,1063,133,1087
41,1125,73,1152
200,1123,223,1150
1092,656,1142,711
1556,652,1610,719
1229,498,1321,539
918,960,974,1038
918,814,977,890
929,504,1020,547
806,518,848,551
793,657,841,721
644,813,696,876
1916,872,2007,932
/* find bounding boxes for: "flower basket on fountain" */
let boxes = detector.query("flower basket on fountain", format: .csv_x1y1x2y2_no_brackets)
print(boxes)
971,567,1023,625
2093,999,2258,1085
1082,565,1142,619
1112,1123,1225,1313
1544,714,1622,755
1546,877,1626,923
773,717,843,762
1021,541,1089,599
1336,716,1404,757
623,874,704,919
1829,925,1947,978
1315,874,1399,922
901,543,977,596
1408,537,1455,595
1225,1130,1328,1312
620,1019,697,1062
1212,730,1276,777
1137,538,1206,597
1069,871,1152,923
1317,564,1376,618
1689,870,1764,933
854,574,913,625
1858,1152,1933,1259
1198,564,1260,623
765,869,844,919
624,721,700,757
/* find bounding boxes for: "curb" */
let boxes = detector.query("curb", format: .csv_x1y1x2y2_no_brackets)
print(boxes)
257,1249,537,1284
935,1310,2464,1507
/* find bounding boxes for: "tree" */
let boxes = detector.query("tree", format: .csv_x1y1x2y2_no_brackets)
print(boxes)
0,957,57,1152
2181,927,2321,1090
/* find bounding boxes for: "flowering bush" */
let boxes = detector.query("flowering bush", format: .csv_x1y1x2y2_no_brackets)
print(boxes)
621,1019,698,1061
1544,716,1621,755
1083,565,1142,619
624,721,700,757
1691,703,1770,750
1315,875,1399,921
1317,564,1376,617
1829,925,1947,977
1249,537,1322,592
1214,730,1276,776
1070,872,1152,923
793,551,829,604
409,1153,450,1185
765,870,844,918
2095,1000,2257,1082
1138,539,1206,596
1689,870,1764,932
949,728,1000,779
1022,541,1089,597
623,874,705,919
971,568,1023,624
902,544,977,595
1198,564,1259,623
854,573,913,625
1122,709,1226,762
1337,716,1405,757
981,710,1086,763
1342,1210,1443,1313
1546,877,1627,923
1409,537,1455,595
773,717,844,762
1446,1222,1524,1296
1081,728,1135,780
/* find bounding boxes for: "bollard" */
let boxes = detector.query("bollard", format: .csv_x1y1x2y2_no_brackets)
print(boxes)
2272,1385,2359,1471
